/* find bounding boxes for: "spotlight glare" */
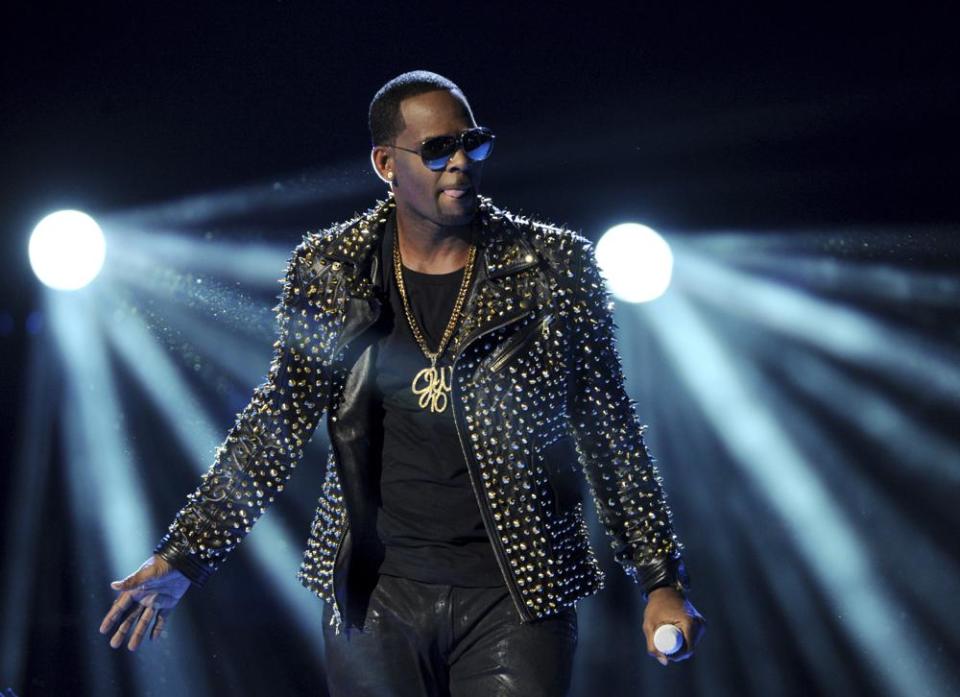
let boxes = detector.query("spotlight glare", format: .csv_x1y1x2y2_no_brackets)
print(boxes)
28,210,106,290
595,223,673,303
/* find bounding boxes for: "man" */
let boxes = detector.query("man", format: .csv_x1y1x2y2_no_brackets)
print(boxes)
99,70,706,695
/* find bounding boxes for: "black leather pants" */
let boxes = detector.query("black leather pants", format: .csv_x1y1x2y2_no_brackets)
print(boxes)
321,573,578,697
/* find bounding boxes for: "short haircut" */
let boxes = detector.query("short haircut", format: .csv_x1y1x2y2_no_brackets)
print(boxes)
368,70,472,146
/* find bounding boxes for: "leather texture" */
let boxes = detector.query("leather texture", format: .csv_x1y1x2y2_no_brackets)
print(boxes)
321,573,577,697
154,193,691,632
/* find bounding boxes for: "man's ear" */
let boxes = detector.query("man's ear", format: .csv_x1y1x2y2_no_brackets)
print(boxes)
371,146,393,185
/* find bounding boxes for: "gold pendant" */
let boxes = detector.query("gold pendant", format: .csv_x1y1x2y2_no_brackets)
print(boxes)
411,364,453,414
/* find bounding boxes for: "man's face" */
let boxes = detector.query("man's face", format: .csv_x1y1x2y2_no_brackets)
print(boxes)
387,89,484,228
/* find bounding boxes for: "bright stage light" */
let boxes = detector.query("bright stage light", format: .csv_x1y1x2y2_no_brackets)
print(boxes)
28,210,106,290
595,223,673,303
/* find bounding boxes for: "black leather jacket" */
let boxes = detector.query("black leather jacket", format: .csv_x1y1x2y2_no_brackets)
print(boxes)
155,193,691,634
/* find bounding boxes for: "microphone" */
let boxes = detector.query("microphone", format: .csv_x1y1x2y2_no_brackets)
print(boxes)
653,623,684,655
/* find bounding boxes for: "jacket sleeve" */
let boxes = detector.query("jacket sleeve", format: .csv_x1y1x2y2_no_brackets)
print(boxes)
565,236,692,600
153,235,334,587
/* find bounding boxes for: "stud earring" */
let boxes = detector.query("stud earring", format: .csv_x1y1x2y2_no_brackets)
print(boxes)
386,171,394,180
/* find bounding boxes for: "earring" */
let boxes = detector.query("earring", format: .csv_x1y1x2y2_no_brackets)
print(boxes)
386,171,394,180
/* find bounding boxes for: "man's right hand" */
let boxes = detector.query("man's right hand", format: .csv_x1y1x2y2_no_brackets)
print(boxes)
99,554,191,652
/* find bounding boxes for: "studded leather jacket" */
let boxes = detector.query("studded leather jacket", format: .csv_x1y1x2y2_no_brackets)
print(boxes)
154,193,692,634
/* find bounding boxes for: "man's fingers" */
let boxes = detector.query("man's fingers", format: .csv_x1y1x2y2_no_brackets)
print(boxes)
643,625,669,666
111,577,135,591
659,618,706,664
670,616,705,660
643,624,657,656
127,605,156,651
110,603,144,649
102,557,176,647
646,647,669,666
679,623,691,654
99,592,134,634
111,571,147,591
150,609,169,641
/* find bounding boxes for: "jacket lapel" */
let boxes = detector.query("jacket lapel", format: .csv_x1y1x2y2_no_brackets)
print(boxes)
314,194,543,359
451,212,542,359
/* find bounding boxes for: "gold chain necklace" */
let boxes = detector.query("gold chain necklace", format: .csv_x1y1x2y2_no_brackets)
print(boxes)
393,216,477,415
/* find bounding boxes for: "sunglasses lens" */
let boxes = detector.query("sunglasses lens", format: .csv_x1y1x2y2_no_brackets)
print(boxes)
464,131,494,162
417,129,495,170
421,136,457,170
422,156,451,171
465,142,493,161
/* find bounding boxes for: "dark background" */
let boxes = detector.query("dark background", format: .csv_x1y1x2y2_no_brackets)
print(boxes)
4,0,958,419
2,2,958,696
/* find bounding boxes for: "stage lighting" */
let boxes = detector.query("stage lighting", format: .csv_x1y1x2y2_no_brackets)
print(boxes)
595,223,673,303
28,210,106,290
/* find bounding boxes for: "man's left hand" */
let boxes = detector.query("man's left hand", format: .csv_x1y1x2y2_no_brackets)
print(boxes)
642,587,707,666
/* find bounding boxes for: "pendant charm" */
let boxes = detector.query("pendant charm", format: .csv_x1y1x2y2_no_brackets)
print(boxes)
411,364,453,414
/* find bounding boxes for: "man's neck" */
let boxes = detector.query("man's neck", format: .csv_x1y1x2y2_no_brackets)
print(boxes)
394,206,474,275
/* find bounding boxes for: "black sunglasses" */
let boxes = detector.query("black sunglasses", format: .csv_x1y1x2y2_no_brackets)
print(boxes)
389,127,495,171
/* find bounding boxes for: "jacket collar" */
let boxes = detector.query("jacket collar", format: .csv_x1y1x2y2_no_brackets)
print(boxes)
318,192,538,283
319,192,543,357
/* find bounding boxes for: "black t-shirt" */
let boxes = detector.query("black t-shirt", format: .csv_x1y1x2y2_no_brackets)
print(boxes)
373,212,505,587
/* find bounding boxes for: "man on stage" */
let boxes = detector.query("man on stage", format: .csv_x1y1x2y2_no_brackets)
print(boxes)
99,70,706,696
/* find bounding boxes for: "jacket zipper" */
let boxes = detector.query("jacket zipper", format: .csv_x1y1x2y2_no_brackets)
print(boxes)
452,311,536,623
489,313,554,373
329,522,349,635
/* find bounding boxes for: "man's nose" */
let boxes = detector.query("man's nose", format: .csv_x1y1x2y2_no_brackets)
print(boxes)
446,145,471,170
